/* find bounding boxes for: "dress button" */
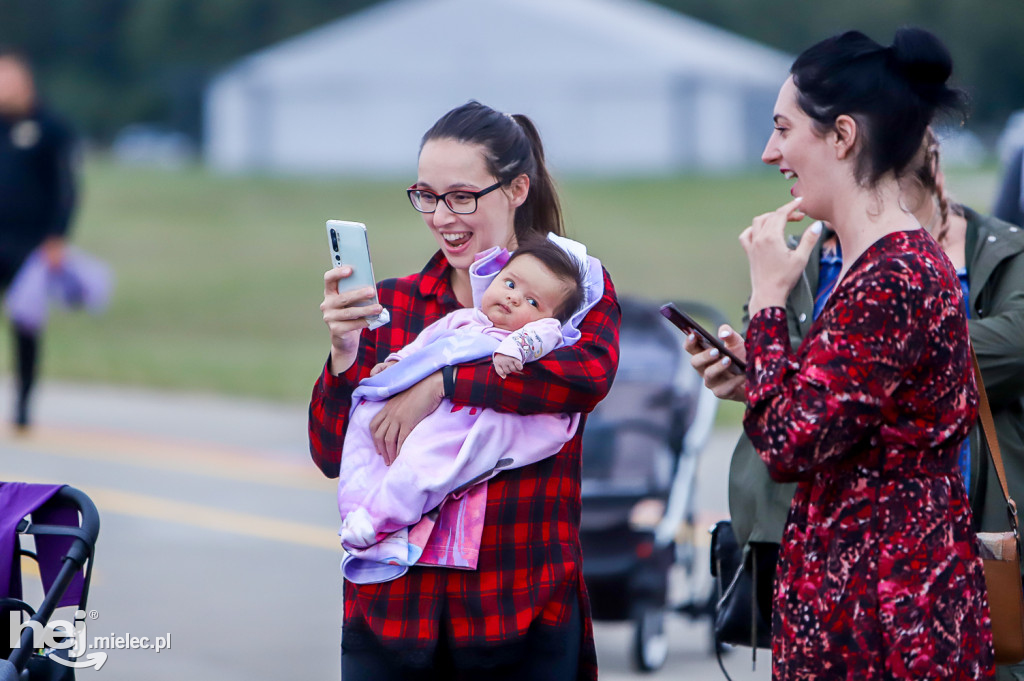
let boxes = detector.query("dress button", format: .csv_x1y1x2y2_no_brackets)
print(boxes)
988,235,998,243
798,313,807,323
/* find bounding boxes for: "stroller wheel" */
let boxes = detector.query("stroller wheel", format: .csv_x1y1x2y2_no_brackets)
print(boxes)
631,608,668,672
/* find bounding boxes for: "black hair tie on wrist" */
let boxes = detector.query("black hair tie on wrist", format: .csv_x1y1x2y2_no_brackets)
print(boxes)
442,365,456,398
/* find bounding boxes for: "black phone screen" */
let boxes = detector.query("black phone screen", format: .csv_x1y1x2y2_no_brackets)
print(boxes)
659,303,747,372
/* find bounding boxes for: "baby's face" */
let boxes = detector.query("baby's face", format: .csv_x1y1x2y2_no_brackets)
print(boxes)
480,254,570,331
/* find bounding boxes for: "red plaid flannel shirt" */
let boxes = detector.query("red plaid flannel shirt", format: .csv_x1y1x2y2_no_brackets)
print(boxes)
309,250,620,677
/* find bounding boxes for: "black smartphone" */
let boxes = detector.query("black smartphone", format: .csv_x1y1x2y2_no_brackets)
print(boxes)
659,303,747,373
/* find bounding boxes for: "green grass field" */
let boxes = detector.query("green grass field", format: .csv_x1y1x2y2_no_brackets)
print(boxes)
1,158,1000,420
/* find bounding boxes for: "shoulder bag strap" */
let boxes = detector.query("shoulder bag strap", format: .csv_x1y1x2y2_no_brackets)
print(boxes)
971,346,1019,533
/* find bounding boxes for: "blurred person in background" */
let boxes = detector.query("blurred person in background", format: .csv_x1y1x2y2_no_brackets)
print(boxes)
689,28,992,678
993,142,1024,228
308,100,620,680
0,48,77,430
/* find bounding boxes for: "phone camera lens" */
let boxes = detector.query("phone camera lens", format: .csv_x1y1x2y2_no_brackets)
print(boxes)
335,255,341,262
330,229,339,252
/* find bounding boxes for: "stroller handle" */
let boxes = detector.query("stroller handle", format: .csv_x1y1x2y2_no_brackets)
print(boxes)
7,485,100,672
50,485,100,566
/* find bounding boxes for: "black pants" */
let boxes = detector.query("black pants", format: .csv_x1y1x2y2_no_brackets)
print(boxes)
750,541,779,626
1,259,41,425
13,325,38,423
341,599,582,681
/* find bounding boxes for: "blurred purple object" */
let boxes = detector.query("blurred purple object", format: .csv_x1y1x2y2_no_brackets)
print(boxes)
4,247,114,332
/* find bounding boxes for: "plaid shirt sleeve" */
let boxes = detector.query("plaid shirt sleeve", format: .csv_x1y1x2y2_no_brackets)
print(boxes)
451,268,621,415
307,293,386,479
308,354,372,479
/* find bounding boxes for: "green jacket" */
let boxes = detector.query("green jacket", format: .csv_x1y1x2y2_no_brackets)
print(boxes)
963,207,1024,533
727,228,827,547
728,211,1024,547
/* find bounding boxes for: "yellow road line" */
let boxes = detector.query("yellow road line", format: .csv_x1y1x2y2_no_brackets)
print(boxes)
94,486,341,551
2,425,335,492
1,474,341,552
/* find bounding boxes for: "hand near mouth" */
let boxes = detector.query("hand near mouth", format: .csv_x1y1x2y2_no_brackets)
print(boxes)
741,197,821,315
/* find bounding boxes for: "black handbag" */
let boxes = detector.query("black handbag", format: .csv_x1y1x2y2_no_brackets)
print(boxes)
709,520,774,677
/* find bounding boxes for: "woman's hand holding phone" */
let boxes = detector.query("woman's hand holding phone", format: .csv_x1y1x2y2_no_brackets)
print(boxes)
322,219,389,376
684,323,748,403
321,266,384,376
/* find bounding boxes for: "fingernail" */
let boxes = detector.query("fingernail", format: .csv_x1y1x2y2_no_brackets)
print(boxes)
340,265,352,275
721,357,731,367
687,333,695,344
718,328,731,339
709,349,719,359
794,196,804,203
811,222,823,234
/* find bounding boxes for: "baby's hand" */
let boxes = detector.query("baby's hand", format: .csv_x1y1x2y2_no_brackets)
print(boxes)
370,359,399,376
492,353,524,379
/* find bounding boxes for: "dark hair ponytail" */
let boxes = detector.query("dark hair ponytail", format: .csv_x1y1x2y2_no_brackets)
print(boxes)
421,101,563,243
791,28,968,186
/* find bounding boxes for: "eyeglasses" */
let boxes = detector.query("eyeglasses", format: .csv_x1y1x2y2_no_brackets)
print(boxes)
407,181,503,215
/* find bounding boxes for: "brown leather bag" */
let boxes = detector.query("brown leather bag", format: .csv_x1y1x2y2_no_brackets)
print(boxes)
972,348,1024,665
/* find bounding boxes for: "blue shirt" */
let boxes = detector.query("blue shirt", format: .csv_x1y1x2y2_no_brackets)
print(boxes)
956,266,971,491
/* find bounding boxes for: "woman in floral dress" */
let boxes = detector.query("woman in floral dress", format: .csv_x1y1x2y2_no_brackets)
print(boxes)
736,29,994,679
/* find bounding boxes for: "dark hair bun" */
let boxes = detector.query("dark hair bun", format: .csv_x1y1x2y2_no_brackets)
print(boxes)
790,27,967,186
889,28,954,100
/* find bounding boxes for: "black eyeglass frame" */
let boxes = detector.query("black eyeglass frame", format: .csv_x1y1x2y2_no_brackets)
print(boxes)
406,180,504,215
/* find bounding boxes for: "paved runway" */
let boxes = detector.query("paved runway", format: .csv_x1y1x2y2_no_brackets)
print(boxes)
1,379,770,680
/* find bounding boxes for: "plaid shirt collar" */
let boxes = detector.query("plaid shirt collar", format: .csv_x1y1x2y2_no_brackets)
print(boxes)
417,249,461,310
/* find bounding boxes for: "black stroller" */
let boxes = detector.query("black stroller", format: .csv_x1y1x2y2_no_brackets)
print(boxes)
1,484,100,681
580,297,726,672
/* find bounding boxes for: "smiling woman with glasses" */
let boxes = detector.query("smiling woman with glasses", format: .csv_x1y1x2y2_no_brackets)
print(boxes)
308,100,621,681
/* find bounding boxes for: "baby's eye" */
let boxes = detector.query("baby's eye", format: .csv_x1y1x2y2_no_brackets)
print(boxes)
504,279,514,289
527,298,538,307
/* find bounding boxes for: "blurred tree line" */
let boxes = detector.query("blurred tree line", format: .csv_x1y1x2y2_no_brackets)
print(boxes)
657,0,1024,138
0,0,377,142
1,0,1021,145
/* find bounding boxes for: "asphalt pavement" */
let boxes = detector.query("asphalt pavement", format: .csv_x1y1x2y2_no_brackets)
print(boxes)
0,378,770,680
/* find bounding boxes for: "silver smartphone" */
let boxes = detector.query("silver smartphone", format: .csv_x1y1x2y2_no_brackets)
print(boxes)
326,220,389,328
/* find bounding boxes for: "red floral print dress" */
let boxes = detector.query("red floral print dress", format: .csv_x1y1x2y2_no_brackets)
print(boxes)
744,228,994,679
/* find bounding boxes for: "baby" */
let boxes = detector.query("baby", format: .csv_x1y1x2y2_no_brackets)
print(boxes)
371,238,585,380
337,235,595,584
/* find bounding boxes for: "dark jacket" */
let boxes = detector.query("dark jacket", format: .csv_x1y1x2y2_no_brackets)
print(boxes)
726,227,827,547
963,207,1024,534
993,145,1024,229
0,105,77,272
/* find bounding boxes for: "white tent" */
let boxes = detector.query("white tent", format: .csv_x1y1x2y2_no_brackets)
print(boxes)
204,0,792,175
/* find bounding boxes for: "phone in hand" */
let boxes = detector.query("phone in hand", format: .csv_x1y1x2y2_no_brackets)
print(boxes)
659,303,746,374
326,220,388,329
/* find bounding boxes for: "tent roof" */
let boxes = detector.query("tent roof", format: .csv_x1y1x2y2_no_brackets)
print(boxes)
219,0,792,87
